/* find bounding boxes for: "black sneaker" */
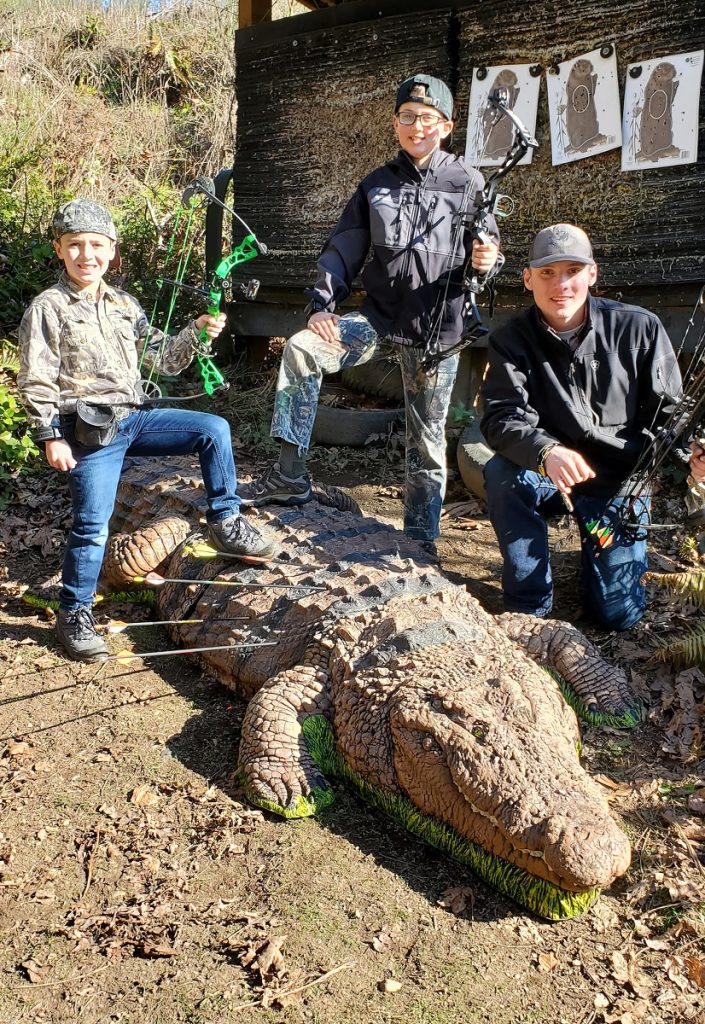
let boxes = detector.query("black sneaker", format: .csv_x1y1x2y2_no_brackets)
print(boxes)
238,463,312,508
56,606,110,662
208,514,280,561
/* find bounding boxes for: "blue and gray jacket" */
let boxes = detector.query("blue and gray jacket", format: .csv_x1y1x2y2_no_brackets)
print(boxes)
306,148,501,358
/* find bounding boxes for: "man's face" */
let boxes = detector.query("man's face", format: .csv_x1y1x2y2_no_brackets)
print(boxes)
523,260,598,332
393,101,453,167
53,231,116,290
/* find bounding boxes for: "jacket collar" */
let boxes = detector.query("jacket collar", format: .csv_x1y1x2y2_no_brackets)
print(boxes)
59,271,117,305
532,295,595,349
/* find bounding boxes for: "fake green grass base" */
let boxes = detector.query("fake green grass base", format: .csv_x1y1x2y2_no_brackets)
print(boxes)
246,786,335,820
297,715,599,922
546,669,642,729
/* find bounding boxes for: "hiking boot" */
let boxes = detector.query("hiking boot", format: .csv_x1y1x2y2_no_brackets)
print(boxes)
238,463,312,508
208,513,280,561
56,606,110,662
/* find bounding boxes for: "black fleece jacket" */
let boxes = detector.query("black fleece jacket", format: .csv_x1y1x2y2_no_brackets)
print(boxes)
480,296,682,497
306,148,501,357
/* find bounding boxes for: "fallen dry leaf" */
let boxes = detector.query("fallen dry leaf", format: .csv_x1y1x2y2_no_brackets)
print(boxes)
6,740,32,758
138,942,179,958
371,923,396,953
594,774,632,800
254,936,287,982
611,950,630,984
129,784,160,808
687,787,705,816
21,959,48,984
594,992,610,1009
685,955,705,989
437,885,474,916
537,951,559,972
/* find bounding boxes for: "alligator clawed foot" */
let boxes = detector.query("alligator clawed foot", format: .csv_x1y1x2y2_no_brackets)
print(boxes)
241,762,334,819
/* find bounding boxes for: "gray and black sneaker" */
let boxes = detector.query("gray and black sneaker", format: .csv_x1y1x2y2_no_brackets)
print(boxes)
238,462,312,508
208,514,280,561
56,606,110,662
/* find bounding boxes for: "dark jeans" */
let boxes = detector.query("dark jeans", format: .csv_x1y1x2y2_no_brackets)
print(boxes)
60,407,240,610
484,454,649,631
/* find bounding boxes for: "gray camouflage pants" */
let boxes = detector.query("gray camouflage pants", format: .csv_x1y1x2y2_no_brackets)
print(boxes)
270,311,459,541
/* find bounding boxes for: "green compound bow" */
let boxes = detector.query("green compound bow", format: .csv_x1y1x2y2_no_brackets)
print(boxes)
140,175,267,399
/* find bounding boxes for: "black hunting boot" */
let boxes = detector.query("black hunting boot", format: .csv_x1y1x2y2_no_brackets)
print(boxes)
56,606,110,663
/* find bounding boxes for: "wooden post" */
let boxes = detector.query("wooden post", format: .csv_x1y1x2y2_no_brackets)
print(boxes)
239,0,273,29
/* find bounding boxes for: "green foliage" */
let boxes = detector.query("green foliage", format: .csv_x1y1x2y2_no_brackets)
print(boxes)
0,381,39,505
644,569,705,605
654,624,705,668
0,148,64,332
447,400,476,428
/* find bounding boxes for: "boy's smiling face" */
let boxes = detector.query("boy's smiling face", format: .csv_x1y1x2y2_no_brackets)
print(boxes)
393,101,453,167
53,231,116,290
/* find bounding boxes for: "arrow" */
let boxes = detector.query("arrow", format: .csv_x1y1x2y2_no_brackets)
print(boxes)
105,616,249,634
183,540,313,572
112,641,277,665
134,571,326,593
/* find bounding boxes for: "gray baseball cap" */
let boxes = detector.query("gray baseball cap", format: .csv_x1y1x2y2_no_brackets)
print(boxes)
395,74,454,121
52,199,117,241
528,224,594,268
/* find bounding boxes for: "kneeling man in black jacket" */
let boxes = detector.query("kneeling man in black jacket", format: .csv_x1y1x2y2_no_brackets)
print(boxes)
481,223,683,630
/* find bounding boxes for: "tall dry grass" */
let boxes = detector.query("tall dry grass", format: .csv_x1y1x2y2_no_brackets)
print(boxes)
0,0,240,208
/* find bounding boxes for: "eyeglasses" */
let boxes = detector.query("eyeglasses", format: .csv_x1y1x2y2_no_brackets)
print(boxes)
396,110,446,127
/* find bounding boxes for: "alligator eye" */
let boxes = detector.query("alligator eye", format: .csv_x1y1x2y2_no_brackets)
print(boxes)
471,723,486,742
422,736,435,750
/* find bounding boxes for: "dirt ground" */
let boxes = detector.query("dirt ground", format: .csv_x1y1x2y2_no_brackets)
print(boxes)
1,441,705,1024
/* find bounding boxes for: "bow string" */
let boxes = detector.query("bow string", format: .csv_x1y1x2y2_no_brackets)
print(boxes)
423,88,538,371
140,175,267,399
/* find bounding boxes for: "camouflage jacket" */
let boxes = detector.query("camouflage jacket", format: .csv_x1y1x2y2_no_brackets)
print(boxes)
18,273,198,439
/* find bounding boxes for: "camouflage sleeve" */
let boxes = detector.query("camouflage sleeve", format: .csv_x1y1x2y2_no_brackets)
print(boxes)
17,301,63,431
133,299,196,377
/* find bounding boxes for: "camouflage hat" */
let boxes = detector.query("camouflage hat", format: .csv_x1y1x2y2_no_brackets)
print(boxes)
395,74,454,121
52,199,117,241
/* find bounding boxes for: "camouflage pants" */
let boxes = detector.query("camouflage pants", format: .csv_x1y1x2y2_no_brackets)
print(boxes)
270,311,459,541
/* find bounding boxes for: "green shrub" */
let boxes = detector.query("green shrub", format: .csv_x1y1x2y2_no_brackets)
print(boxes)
0,382,40,506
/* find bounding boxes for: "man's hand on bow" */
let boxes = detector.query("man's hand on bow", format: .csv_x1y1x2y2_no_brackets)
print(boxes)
471,239,500,275
543,445,596,494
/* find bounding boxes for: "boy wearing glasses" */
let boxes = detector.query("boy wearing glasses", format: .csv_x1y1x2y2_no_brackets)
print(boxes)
240,74,502,551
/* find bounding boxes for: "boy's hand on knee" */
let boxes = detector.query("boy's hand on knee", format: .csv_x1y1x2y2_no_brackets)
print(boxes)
544,446,595,493
45,439,77,472
308,311,341,343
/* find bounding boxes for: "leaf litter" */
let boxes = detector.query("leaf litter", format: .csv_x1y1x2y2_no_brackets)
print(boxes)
0,461,705,1021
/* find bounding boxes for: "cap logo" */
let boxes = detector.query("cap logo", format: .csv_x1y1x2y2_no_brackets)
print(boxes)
551,226,573,246
409,84,428,100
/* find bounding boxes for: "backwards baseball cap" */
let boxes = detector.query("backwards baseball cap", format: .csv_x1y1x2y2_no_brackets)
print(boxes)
528,224,594,268
395,74,454,121
52,199,117,242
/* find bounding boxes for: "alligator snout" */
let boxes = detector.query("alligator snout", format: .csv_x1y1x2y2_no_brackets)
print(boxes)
541,813,631,890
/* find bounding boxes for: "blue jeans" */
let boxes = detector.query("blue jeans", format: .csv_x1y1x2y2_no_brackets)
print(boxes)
484,454,649,631
59,407,240,610
271,312,459,541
